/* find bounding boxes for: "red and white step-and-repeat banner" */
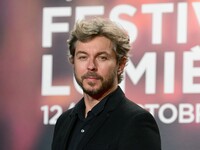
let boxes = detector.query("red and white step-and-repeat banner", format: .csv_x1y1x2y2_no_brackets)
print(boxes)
1,0,200,150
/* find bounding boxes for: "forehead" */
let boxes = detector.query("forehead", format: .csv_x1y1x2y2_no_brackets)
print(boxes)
75,36,114,54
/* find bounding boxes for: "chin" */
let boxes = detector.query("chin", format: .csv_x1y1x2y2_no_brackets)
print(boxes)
83,85,103,95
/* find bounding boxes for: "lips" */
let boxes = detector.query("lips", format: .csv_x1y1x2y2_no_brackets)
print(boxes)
86,76,98,79
84,76,100,80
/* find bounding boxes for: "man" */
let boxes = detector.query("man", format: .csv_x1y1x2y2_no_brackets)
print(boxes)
52,17,161,150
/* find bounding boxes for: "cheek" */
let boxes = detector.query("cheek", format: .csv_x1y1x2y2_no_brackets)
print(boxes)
100,64,118,75
74,63,86,74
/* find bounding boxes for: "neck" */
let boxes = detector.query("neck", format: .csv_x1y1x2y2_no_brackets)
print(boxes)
83,85,118,117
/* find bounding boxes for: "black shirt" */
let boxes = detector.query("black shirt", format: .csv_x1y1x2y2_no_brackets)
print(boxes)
67,96,108,150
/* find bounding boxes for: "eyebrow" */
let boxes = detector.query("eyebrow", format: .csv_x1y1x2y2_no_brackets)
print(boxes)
96,51,110,56
75,51,88,56
75,51,111,56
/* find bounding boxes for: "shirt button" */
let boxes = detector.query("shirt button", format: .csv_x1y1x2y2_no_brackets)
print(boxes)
81,129,85,133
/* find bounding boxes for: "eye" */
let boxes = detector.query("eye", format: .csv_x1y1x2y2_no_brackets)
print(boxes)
98,55,108,61
76,52,88,61
78,55,87,60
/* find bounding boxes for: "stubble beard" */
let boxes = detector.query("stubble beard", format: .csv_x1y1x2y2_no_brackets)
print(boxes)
74,70,117,97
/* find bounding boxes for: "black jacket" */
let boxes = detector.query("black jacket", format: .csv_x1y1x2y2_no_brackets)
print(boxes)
52,87,161,150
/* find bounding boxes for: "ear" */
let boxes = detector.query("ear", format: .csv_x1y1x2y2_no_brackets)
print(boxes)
68,57,74,64
117,57,127,75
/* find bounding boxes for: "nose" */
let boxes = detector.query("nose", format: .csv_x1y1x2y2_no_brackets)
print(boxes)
87,58,97,71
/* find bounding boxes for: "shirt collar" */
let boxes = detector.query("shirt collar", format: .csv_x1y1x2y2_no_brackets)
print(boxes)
72,88,118,119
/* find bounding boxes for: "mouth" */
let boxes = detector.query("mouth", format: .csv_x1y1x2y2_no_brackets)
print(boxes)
82,73,102,81
86,76,98,79
84,76,100,82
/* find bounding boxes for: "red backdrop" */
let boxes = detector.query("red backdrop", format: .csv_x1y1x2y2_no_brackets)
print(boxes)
1,0,200,149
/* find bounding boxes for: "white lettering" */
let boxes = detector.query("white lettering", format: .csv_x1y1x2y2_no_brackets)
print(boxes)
183,46,200,93
164,52,175,93
42,55,71,96
179,104,194,123
75,6,104,20
110,5,138,43
177,3,188,43
144,104,160,116
159,103,177,124
125,53,156,94
142,3,173,44
42,7,71,47
196,104,200,123
192,2,200,24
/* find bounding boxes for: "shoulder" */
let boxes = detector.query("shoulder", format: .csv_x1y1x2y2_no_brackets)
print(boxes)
54,108,73,131
108,87,153,121
116,97,160,130
119,97,148,117
58,108,73,121
117,98,161,149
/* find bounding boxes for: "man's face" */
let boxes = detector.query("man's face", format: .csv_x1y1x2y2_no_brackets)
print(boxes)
73,36,120,97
